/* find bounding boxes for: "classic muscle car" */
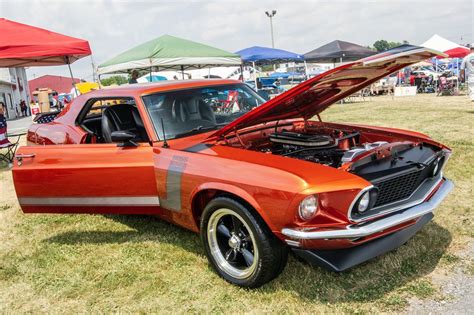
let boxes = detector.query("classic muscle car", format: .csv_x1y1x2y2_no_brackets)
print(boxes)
13,45,453,287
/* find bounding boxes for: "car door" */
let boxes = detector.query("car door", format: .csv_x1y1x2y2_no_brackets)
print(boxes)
12,142,161,215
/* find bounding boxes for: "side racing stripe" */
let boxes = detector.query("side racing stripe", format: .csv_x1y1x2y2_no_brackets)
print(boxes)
160,155,188,212
18,196,160,206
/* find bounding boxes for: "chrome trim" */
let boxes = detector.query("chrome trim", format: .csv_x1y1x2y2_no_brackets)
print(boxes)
282,179,453,240
19,196,161,206
346,185,374,219
285,239,301,247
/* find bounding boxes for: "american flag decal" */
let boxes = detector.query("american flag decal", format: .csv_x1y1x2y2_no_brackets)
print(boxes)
0,114,10,147
35,112,59,124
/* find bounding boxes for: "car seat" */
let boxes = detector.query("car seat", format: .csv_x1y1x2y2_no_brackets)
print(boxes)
101,104,149,143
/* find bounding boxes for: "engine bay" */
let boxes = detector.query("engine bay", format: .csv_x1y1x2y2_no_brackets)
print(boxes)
264,130,367,168
222,121,444,179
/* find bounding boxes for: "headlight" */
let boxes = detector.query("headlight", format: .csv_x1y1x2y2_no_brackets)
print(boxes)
353,188,378,215
298,195,318,220
358,192,371,213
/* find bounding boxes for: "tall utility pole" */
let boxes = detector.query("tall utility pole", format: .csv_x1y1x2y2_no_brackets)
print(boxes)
91,56,97,82
265,10,277,48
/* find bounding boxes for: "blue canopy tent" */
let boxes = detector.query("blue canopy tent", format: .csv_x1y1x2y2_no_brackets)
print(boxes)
236,46,303,64
235,46,303,90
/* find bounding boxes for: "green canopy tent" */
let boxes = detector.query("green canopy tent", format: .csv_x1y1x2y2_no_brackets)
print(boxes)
97,35,241,77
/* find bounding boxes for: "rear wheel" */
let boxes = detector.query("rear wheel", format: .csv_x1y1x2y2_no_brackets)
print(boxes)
200,197,288,288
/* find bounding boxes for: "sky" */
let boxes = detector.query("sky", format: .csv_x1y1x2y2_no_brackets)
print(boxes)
1,0,473,80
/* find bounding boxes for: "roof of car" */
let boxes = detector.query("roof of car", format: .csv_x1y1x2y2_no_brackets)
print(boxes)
86,79,241,97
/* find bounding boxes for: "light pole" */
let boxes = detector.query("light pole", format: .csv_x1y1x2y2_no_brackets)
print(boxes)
265,10,277,48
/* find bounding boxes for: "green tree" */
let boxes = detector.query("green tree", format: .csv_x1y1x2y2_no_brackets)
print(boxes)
373,40,390,52
372,40,408,52
100,75,128,86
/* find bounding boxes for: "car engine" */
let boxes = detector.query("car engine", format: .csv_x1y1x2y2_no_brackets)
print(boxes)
263,130,388,168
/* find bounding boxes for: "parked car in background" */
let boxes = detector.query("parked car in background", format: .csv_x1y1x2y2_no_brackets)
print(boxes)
13,45,452,287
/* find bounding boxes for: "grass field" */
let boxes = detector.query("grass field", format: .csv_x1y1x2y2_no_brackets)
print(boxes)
0,94,472,313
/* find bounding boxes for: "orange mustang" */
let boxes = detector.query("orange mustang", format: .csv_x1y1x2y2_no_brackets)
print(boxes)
13,45,453,287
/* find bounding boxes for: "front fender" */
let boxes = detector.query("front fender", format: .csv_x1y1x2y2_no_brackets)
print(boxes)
189,182,279,232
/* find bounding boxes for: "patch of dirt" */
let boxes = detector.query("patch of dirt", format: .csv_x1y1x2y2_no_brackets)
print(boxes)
408,239,474,314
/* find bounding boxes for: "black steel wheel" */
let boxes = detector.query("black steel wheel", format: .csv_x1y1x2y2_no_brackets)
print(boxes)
200,197,288,287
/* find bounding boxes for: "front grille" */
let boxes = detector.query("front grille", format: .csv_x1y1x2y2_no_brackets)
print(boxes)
373,168,427,207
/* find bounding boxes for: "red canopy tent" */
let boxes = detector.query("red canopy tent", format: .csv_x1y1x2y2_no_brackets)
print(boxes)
0,18,91,91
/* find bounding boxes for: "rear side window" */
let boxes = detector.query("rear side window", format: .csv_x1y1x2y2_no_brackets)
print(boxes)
84,98,135,118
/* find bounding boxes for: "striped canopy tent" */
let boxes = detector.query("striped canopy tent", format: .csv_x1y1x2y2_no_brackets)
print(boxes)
97,35,241,75
421,34,469,58
421,34,469,79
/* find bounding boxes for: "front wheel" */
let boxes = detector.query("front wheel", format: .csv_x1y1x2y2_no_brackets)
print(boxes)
200,197,288,288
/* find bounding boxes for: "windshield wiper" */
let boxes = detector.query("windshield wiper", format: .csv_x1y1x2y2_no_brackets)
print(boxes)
174,123,227,138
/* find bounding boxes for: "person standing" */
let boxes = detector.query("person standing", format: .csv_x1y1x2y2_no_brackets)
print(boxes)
129,70,139,84
460,45,474,101
20,100,27,116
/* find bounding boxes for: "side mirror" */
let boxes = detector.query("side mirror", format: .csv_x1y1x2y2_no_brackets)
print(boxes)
111,130,137,147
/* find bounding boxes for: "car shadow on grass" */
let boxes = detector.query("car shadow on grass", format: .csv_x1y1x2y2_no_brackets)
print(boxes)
46,214,203,256
45,215,451,304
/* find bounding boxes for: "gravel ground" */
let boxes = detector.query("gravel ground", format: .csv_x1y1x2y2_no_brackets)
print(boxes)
408,240,474,314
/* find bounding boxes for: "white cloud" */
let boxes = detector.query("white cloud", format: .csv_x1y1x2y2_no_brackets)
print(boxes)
1,0,472,80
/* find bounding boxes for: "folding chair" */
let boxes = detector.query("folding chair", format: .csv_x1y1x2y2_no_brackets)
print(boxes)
0,126,23,166
437,76,455,96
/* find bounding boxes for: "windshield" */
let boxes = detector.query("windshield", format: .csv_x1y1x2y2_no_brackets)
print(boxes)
142,83,266,140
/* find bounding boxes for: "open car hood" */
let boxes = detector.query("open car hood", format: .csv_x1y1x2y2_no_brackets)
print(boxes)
211,45,446,138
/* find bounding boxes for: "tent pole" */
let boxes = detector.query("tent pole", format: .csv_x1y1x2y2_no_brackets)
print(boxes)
208,67,211,79
181,65,185,80
455,58,459,90
9,83,16,118
253,61,258,91
304,60,308,79
66,57,79,97
150,66,152,82
240,64,244,82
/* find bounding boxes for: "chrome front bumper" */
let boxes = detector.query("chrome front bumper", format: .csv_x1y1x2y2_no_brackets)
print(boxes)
282,179,453,240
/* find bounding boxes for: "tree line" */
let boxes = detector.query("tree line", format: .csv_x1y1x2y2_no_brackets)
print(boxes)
369,40,410,52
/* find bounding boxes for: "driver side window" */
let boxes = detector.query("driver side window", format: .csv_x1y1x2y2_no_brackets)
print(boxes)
78,97,149,144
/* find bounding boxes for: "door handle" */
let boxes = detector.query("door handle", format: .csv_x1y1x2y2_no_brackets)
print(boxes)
16,153,35,166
